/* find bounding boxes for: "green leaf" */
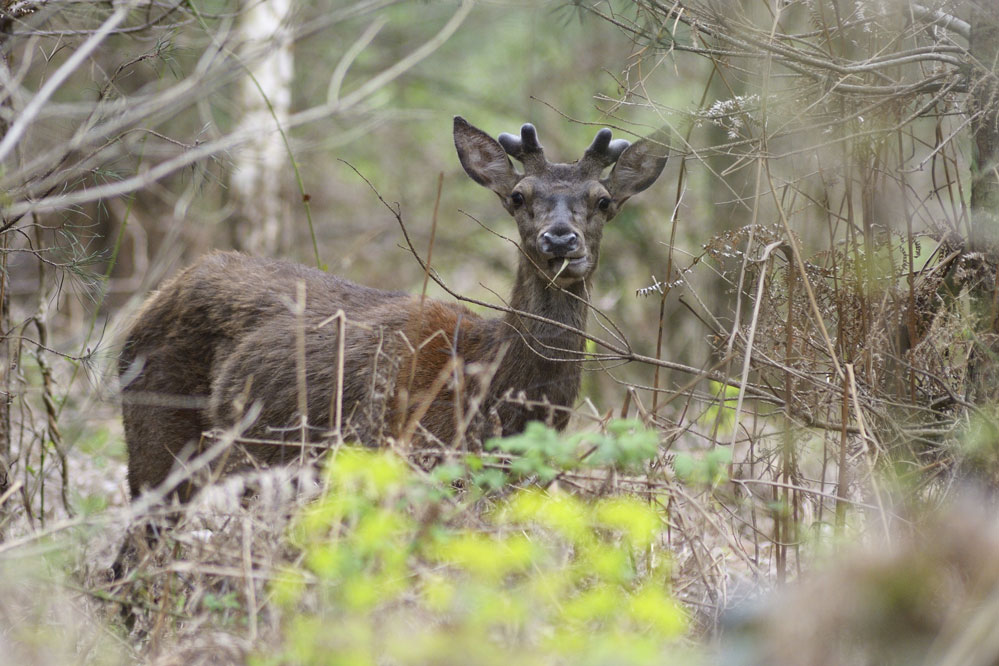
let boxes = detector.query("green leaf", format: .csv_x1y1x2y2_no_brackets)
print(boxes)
587,419,659,470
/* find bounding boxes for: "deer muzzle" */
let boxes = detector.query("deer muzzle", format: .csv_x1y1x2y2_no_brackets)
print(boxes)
538,225,580,258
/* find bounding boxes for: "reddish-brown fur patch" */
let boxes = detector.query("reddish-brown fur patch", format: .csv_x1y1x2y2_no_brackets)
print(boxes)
393,299,490,445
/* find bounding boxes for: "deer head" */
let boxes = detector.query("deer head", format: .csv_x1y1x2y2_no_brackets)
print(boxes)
453,116,668,287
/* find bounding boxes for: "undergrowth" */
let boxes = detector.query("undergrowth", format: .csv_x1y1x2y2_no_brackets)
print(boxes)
84,419,711,665
261,434,691,665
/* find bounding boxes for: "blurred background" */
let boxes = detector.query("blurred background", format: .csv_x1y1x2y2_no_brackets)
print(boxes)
3,1,999,663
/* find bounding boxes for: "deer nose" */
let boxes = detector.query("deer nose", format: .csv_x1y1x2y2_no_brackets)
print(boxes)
539,227,579,257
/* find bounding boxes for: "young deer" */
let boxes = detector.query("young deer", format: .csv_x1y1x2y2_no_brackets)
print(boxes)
119,117,667,498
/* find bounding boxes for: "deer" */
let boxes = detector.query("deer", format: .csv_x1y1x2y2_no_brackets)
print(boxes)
118,116,667,500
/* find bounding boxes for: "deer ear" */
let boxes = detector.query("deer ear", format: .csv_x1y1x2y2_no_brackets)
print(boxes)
454,116,518,196
607,133,669,202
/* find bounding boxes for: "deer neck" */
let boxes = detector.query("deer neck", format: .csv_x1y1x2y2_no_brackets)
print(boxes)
481,259,589,432
504,260,589,351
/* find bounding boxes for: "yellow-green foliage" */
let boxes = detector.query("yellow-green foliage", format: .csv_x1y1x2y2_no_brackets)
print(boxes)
673,447,732,488
256,445,689,666
486,418,660,482
696,381,740,435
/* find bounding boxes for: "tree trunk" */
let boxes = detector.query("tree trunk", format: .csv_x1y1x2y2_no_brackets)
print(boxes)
230,0,294,256
0,2,21,518
969,4,999,253
965,4,999,480
0,221,9,506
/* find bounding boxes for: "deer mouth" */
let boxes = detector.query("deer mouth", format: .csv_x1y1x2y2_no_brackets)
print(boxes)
547,256,588,277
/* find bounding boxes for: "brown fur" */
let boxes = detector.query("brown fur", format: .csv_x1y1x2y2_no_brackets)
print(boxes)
119,117,667,498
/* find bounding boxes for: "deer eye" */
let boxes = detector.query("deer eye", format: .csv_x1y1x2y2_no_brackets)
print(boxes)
597,197,612,211
510,191,525,207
